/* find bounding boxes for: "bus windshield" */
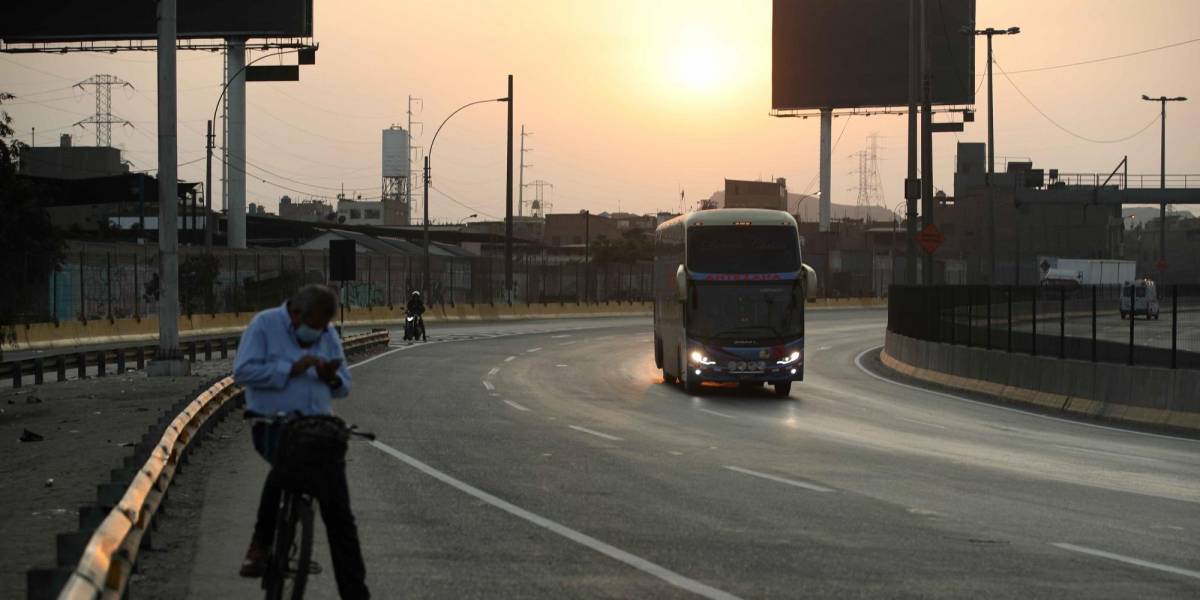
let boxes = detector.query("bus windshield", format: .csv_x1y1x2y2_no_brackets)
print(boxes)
688,282,803,342
687,226,800,273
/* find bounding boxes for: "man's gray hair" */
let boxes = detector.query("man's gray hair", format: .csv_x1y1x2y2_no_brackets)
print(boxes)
291,284,339,317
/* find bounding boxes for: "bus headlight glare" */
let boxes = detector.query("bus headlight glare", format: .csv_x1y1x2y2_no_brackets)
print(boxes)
776,350,801,365
690,350,715,365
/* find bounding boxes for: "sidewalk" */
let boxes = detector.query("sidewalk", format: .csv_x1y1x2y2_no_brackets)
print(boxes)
0,360,230,598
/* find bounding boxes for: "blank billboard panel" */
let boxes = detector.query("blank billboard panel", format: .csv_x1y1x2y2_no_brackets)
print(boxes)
772,0,975,110
0,0,312,42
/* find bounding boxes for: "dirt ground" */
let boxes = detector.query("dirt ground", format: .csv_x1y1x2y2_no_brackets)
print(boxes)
0,360,230,599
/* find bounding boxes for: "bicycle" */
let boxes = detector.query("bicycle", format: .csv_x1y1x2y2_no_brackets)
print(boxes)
248,413,374,600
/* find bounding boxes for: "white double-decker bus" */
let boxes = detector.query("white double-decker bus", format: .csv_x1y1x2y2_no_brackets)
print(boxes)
653,209,816,397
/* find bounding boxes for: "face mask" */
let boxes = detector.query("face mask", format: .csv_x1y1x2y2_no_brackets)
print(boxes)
295,323,323,345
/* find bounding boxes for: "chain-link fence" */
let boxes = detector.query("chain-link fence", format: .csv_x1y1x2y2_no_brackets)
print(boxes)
7,245,653,326
888,284,1200,370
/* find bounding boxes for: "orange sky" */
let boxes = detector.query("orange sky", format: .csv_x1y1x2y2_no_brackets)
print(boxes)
3,0,1198,221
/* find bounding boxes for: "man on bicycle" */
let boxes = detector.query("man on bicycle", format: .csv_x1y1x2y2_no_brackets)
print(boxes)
233,284,370,599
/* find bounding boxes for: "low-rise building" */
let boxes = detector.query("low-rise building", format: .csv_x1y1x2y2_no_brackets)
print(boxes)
279,196,333,222
336,196,384,226
543,212,620,247
724,178,788,211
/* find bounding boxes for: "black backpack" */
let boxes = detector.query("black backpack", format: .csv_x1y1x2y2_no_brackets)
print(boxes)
272,415,350,494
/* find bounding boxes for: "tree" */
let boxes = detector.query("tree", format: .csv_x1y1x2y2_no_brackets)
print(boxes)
0,93,66,354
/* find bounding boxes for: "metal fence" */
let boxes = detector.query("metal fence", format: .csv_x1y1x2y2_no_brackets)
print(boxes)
7,246,653,326
888,284,1200,370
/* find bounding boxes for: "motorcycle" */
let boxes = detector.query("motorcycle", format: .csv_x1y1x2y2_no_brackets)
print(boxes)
403,311,427,342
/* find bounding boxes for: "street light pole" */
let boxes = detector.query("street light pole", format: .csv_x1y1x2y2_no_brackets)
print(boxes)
422,95,510,298
1142,94,1187,275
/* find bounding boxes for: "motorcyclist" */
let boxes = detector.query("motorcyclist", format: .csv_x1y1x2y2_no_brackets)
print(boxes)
404,291,426,340
406,290,425,316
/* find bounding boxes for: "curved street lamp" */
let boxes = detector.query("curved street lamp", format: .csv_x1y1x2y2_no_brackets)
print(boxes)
204,46,317,247
422,96,508,295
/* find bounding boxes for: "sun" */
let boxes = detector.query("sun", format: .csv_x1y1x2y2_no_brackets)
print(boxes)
670,26,731,92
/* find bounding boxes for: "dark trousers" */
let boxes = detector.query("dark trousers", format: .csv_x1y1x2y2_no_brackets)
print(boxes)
252,423,371,600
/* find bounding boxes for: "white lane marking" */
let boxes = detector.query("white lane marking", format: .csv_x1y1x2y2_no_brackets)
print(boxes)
853,347,1200,445
668,451,684,456
503,399,531,412
505,356,517,362
482,380,495,391
895,416,948,430
568,425,623,442
370,441,740,600
556,364,569,368
551,334,571,338
723,466,834,493
560,341,577,346
698,408,737,420
1051,543,1200,581
527,347,543,353
488,367,501,376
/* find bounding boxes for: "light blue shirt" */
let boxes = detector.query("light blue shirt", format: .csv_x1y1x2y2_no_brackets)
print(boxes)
233,302,352,416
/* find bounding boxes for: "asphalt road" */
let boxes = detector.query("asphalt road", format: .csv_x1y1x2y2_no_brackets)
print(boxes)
181,311,1199,599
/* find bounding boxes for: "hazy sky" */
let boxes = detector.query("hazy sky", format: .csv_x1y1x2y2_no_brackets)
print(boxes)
2,0,1198,222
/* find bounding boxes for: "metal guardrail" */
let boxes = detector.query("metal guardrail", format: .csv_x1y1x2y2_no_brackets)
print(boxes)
3,335,243,388
49,330,390,600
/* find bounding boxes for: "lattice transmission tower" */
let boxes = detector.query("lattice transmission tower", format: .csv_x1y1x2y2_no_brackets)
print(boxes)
523,179,554,218
74,74,133,147
848,132,885,209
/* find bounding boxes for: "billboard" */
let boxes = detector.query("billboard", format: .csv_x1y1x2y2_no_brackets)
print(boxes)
382,127,411,179
772,0,975,110
0,0,312,42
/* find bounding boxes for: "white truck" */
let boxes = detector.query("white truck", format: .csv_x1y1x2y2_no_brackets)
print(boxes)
1036,257,1136,286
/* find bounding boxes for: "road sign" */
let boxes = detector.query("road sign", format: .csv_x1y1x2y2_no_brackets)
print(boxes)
917,223,944,254
1155,258,1168,272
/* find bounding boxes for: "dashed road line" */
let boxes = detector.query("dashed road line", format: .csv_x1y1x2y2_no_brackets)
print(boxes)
503,399,531,412
551,334,571,338
560,341,577,346
1051,543,1200,581
488,367,501,376
505,356,517,362
895,416,948,430
369,441,740,600
568,425,623,442
527,347,543,353
723,466,834,493
482,380,495,391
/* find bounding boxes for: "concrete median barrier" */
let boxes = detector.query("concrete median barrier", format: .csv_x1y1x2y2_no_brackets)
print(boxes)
882,331,1199,434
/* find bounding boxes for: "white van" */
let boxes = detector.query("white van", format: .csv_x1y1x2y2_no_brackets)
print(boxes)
1120,279,1159,320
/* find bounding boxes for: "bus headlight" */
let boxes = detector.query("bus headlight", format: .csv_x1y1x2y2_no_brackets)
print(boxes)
690,350,715,366
776,350,801,365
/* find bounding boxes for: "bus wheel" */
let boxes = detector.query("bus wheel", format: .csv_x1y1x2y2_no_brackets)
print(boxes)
773,381,792,398
654,338,664,369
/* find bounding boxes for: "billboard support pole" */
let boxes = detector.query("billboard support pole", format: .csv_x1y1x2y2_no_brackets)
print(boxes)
920,0,935,286
818,109,831,233
905,0,919,286
226,37,247,249
148,0,188,377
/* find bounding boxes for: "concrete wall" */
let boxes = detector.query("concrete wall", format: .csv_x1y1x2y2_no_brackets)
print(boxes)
882,331,1200,432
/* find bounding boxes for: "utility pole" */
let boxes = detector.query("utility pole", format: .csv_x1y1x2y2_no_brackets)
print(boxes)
584,209,591,302
407,95,423,225
148,0,187,376
204,119,214,247
1142,94,1187,276
919,0,935,285
523,179,554,218
968,25,1020,284
505,74,515,303
519,125,532,217
904,0,919,286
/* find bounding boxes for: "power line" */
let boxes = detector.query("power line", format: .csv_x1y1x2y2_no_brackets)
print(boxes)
800,115,853,196
994,57,1161,144
1006,36,1200,74
429,184,499,220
